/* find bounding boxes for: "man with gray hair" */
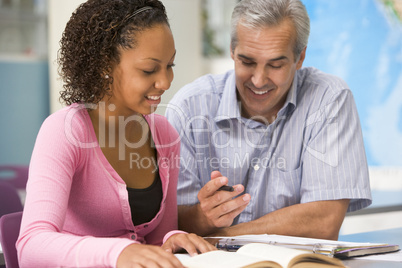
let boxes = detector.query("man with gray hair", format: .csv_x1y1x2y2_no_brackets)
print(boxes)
166,0,371,240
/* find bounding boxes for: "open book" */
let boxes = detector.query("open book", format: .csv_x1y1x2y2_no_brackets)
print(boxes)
180,243,345,268
208,234,400,258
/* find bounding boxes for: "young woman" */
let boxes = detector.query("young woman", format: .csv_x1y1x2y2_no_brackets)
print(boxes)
17,1,215,267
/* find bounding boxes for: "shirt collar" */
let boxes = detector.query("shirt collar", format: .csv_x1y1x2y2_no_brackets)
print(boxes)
215,70,240,122
284,70,298,113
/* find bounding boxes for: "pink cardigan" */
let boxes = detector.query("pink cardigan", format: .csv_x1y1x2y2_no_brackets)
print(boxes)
17,103,183,267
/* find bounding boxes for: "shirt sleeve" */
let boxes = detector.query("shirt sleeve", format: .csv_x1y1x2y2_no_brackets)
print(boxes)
300,88,372,211
17,110,136,268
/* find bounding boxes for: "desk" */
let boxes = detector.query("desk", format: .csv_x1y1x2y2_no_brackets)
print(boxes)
339,228,402,268
1,229,400,267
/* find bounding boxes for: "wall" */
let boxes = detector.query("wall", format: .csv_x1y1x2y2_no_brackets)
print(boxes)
47,0,85,113
0,0,49,166
0,59,49,165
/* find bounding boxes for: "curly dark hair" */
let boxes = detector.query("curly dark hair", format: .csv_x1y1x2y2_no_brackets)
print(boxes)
58,0,170,105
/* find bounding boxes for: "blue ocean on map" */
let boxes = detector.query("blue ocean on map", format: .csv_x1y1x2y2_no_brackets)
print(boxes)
303,0,402,166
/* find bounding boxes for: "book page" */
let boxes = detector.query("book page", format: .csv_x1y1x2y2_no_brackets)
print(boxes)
174,253,191,262
180,250,279,268
237,243,304,268
238,243,345,268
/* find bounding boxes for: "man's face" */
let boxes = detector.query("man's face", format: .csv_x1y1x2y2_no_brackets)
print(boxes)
231,19,306,124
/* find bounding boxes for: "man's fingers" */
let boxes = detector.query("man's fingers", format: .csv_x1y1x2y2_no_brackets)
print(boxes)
197,171,249,229
198,176,229,199
210,170,222,180
219,194,250,216
214,202,250,227
199,183,244,214
202,193,251,228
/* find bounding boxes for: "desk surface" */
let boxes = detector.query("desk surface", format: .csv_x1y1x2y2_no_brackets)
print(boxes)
339,228,402,268
1,228,400,267
339,227,402,246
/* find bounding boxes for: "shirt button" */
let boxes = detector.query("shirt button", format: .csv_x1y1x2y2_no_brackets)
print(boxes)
254,165,260,171
131,234,137,240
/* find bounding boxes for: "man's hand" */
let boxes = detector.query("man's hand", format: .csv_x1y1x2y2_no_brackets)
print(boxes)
178,171,250,236
196,171,250,233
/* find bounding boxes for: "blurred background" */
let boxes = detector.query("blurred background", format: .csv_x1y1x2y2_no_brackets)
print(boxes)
0,0,401,235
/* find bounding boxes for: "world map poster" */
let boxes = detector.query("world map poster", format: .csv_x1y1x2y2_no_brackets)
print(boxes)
303,0,402,167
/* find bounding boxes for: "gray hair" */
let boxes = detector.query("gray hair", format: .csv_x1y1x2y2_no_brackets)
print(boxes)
230,0,310,59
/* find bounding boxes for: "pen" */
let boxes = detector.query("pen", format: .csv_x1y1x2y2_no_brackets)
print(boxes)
215,239,248,252
217,185,234,192
216,243,243,251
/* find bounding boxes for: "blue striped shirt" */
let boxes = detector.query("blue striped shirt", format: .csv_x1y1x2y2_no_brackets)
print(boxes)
166,67,372,225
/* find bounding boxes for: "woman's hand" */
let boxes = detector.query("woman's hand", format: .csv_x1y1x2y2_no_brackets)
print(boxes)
161,233,217,256
117,243,184,268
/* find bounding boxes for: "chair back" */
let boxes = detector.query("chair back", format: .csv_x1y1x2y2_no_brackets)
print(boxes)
0,182,23,218
0,211,22,268
0,166,29,189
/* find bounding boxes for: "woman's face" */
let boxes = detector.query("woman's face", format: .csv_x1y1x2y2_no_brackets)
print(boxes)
108,23,176,116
